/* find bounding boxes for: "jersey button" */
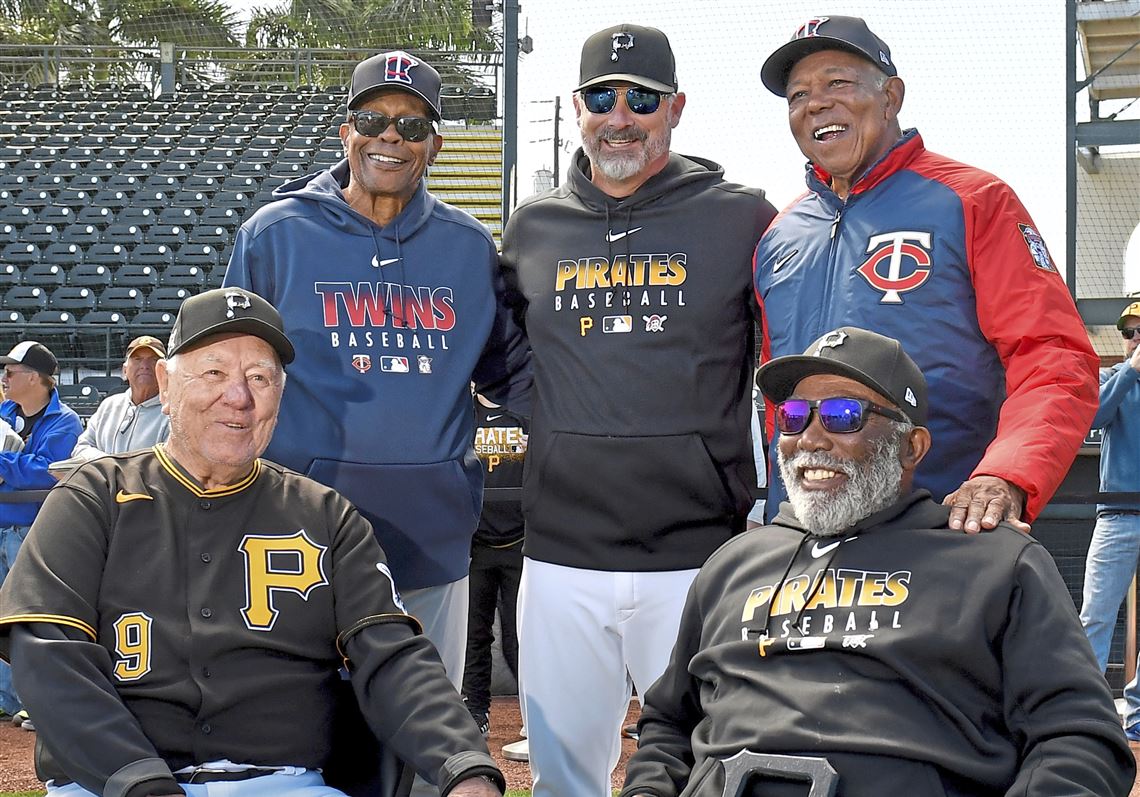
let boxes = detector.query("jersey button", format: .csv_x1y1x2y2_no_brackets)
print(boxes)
201,552,211,563
201,723,212,734
202,667,211,678
201,607,212,618
199,500,212,510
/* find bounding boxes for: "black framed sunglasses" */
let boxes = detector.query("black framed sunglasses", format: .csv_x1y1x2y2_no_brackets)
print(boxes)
776,397,908,435
1122,327,1140,340
580,86,664,115
348,111,434,142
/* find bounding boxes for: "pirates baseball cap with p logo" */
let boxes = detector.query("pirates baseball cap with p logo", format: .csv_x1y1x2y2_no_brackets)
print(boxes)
576,23,678,93
756,326,927,426
167,287,295,364
347,50,443,120
761,15,897,96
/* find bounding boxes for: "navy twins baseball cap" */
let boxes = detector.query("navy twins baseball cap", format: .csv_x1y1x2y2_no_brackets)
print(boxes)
577,24,678,93
761,15,896,96
167,287,295,365
348,50,443,120
756,327,927,426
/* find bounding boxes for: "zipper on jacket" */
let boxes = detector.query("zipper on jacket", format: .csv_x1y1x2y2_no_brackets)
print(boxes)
818,204,845,339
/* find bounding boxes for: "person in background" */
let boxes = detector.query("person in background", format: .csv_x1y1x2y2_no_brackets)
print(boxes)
0,340,82,727
1079,300,1140,740
70,335,170,462
462,393,526,739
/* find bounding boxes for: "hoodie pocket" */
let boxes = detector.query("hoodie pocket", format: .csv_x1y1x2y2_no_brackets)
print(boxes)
524,431,734,543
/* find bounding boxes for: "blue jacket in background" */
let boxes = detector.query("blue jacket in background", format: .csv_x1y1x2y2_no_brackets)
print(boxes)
224,162,531,589
1092,361,1140,513
0,390,82,527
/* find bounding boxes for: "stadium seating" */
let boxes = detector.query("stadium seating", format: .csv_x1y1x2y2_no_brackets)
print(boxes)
0,78,503,375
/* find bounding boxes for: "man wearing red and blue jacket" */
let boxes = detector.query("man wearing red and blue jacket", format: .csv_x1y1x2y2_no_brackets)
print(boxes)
753,16,1097,530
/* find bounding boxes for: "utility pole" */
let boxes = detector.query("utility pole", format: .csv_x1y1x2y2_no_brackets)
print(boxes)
553,94,560,187
502,0,519,225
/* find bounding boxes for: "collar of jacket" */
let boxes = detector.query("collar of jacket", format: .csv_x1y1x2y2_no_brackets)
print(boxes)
807,128,924,202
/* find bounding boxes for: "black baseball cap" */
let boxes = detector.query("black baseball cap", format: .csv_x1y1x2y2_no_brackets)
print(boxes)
167,287,295,365
0,340,58,377
348,50,442,120
576,24,677,93
761,15,896,96
756,327,927,426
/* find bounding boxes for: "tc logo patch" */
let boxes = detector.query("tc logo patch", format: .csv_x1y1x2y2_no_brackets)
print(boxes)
352,354,371,374
384,51,420,85
795,17,829,39
855,231,933,304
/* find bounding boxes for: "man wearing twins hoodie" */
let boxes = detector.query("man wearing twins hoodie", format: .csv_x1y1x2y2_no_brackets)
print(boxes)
224,50,529,797
499,23,777,797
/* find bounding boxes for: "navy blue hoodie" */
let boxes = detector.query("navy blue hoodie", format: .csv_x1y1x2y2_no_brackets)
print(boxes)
225,162,530,589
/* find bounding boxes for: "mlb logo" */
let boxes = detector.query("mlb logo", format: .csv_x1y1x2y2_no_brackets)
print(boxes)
352,354,371,374
602,315,632,333
380,356,409,373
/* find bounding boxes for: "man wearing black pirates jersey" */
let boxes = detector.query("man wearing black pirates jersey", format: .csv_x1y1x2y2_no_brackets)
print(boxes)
621,328,1132,797
0,288,503,797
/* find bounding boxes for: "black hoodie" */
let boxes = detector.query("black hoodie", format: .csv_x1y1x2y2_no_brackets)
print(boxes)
621,493,1134,797
500,149,777,571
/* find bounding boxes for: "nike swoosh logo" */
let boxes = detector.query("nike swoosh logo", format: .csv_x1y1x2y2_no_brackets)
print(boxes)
810,535,856,558
486,414,504,421
371,256,401,268
605,227,643,243
774,249,798,272
115,490,153,503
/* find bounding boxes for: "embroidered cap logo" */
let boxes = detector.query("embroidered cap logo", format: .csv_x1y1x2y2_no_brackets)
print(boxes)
224,289,251,319
611,31,634,61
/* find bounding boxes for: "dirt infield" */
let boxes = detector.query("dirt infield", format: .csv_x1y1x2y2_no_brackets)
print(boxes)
3,699,1138,796
0,697,637,793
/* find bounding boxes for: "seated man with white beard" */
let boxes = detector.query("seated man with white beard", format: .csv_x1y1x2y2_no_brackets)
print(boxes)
620,327,1133,797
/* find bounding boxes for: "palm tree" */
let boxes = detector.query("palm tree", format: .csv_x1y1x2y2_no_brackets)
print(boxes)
0,0,239,86
242,0,496,88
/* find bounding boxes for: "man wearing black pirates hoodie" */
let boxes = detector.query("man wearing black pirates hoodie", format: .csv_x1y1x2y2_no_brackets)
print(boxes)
499,23,778,797
621,327,1133,797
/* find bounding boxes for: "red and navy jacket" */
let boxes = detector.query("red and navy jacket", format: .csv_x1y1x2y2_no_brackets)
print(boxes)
753,130,1097,521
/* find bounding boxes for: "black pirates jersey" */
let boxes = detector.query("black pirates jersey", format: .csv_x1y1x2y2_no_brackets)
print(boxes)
0,446,500,795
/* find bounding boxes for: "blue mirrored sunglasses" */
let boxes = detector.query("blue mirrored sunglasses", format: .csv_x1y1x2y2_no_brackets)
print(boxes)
581,86,664,115
776,397,907,435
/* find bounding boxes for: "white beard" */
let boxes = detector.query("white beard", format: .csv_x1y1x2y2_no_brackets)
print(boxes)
777,428,904,537
582,119,671,182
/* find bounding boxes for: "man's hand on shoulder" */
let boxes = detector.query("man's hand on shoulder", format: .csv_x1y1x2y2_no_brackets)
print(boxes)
944,475,1030,534
448,775,502,796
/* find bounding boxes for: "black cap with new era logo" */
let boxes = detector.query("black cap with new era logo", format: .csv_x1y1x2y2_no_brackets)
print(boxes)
756,326,927,426
761,15,897,96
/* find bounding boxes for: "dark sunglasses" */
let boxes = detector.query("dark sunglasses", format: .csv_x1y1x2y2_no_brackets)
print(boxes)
348,111,434,142
776,397,908,435
581,86,664,115
1122,327,1140,340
